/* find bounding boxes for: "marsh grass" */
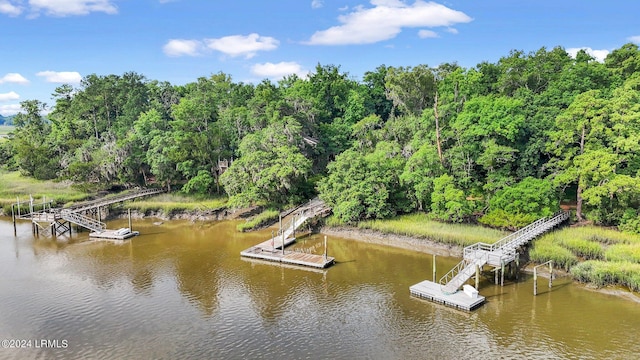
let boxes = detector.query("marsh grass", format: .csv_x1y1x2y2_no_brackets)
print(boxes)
557,237,604,260
531,226,640,289
0,170,90,212
356,213,508,247
236,209,279,232
123,193,227,215
571,260,640,291
605,244,640,263
530,235,579,270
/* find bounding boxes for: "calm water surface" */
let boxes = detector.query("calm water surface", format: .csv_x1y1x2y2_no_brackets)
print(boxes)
1,217,639,359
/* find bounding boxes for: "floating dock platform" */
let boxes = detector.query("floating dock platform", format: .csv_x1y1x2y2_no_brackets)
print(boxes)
90,228,139,240
240,240,334,269
410,280,485,311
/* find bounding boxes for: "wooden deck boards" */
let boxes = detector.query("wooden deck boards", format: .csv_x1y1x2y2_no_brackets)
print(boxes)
240,244,335,269
410,280,485,311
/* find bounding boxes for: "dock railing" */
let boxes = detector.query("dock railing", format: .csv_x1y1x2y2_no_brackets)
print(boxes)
440,211,569,293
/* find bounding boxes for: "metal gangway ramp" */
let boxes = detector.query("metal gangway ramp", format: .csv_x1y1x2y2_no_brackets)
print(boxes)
410,211,569,310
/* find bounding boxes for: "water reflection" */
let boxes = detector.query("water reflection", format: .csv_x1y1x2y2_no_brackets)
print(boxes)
1,217,640,359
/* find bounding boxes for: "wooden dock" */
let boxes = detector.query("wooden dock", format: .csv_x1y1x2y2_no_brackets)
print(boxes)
409,212,569,311
240,198,335,269
240,244,334,269
410,280,485,311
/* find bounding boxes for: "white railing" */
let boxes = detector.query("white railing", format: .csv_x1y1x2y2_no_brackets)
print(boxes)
60,210,106,233
439,211,569,293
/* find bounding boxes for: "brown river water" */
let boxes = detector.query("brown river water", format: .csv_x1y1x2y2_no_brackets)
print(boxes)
1,217,639,359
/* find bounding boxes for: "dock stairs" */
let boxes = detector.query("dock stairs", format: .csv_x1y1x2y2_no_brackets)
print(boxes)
270,198,330,248
13,188,164,237
439,211,570,294
240,198,334,269
60,210,106,233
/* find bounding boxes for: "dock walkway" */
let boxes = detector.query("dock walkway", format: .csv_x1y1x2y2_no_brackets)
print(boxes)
410,211,569,310
240,198,334,269
13,188,164,239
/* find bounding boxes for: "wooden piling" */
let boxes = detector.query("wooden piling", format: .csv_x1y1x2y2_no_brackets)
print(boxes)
432,254,436,282
11,204,16,235
128,209,132,231
475,264,480,290
324,235,327,261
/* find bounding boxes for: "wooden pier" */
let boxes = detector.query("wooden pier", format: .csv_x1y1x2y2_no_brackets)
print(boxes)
11,188,163,238
240,245,334,269
410,211,570,310
240,198,334,269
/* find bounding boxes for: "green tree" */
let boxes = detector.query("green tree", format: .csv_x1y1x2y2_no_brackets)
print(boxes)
480,177,559,229
12,100,59,179
317,141,409,223
430,174,471,223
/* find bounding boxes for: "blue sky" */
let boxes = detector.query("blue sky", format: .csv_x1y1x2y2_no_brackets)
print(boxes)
1,0,639,116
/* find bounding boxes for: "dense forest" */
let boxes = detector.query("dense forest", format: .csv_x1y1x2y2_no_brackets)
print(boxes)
2,44,640,232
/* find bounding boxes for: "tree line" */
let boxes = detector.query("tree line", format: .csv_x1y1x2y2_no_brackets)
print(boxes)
2,44,640,232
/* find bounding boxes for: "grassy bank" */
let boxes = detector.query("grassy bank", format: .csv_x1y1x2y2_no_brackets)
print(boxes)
530,226,640,290
350,213,508,247
122,193,227,215
236,209,279,232
0,170,90,212
0,125,14,137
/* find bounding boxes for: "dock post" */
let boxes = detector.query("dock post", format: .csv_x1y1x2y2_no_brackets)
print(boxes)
549,261,553,289
324,235,327,261
533,267,538,296
432,254,436,282
501,261,505,287
12,204,16,235
292,214,296,239
515,254,520,280
128,209,132,231
475,264,480,290
494,267,498,284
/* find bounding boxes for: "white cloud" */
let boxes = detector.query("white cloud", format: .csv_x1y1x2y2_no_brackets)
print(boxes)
628,35,640,44
445,27,458,34
418,29,438,38
0,73,29,84
28,0,117,17
0,1,22,16
251,62,309,79
0,103,21,116
311,0,324,9
0,91,19,102
163,39,203,57
205,33,279,59
567,47,609,63
36,71,82,84
306,0,472,45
